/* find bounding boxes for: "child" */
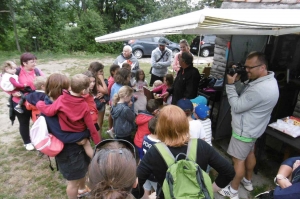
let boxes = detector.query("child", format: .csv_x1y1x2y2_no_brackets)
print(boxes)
122,62,134,85
142,117,160,197
36,74,101,158
1,61,27,113
132,69,148,92
25,76,47,122
152,74,173,103
152,80,163,89
107,64,120,137
134,99,160,159
111,85,135,143
177,98,206,140
194,104,212,146
82,71,99,131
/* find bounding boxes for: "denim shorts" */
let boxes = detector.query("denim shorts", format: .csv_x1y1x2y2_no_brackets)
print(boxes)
56,148,90,181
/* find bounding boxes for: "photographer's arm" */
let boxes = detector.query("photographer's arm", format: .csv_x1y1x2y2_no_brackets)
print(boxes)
226,84,262,114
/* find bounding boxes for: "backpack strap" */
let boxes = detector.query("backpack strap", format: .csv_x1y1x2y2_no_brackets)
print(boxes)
186,139,198,162
16,67,40,76
154,142,175,167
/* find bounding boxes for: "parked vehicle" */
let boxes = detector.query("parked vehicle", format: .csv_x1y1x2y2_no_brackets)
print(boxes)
190,35,216,57
126,37,180,59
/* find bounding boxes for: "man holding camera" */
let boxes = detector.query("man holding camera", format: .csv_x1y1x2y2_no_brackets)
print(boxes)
218,52,279,199
149,38,172,86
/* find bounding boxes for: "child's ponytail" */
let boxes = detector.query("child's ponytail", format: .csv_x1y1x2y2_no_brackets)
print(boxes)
112,92,121,106
112,85,133,106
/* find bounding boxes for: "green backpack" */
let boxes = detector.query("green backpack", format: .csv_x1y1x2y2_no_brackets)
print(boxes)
154,139,213,199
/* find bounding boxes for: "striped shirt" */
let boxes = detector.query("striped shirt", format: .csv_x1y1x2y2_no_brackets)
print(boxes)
200,119,212,146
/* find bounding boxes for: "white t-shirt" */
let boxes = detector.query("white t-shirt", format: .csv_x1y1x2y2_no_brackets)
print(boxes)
200,119,212,146
132,80,148,91
189,120,206,140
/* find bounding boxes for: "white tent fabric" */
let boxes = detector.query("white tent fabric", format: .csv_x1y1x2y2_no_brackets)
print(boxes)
95,9,300,43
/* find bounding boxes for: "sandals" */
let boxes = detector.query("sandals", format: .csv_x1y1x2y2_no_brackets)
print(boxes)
77,186,91,198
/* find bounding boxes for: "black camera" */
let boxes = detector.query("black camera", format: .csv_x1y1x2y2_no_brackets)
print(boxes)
227,63,246,76
227,62,248,82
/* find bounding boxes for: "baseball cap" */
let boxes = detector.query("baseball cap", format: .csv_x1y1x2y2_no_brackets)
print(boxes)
191,96,207,106
177,98,193,111
158,38,168,46
194,104,210,120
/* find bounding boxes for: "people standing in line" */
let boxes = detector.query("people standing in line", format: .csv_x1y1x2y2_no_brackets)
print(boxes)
161,52,200,105
218,52,279,199
172,39,191,73
88,62,108,139
36,74,101,159
141,116,160,198
134,99,160,159
38,73,91,199
137,105,235,199
114,45,140,83
152,74,173,103
25,76,47,123
149,38,172,87
176,98,206,140
4,53,44,151
107,64,120,136
88,140,138,199
132,69,148,92
111,86,136,143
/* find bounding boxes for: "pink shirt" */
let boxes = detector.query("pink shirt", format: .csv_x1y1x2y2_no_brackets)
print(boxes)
172,52,181,72
152,84,169,102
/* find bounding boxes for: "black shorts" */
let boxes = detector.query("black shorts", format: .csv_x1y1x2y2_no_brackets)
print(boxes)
56,144,90,181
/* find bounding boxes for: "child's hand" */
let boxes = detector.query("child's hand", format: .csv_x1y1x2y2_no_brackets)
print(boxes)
95,92,104,99
24,83,27,87
98,74,104,81
12,92,21,97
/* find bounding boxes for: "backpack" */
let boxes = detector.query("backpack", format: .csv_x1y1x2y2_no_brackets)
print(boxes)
30,116,63,157
155,139,213,199
16,67,41,76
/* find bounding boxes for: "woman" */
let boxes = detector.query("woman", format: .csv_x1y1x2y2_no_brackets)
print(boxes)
89,139,137,199
38,73,90,199
172,39,191,73
88,62,108,138
12,53,44,151
137,105,235,198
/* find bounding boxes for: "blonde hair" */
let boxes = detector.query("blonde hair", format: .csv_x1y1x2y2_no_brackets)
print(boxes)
156,105,189,147
34,76,47,90
112,86,133,106
70,74,90,93
2,61,17,74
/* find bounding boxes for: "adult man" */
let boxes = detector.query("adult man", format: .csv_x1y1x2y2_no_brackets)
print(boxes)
149,38,172,86
218,52,279,199
113,45,139,83
161,52,200,105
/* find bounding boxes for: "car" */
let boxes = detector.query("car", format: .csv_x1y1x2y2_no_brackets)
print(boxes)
190,35,216,57
126,37,180,59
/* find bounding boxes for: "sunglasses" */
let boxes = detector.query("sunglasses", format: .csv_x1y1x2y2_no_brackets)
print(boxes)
93,139,136,159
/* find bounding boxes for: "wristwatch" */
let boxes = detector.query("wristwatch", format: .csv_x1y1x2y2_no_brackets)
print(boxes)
274,174,288,186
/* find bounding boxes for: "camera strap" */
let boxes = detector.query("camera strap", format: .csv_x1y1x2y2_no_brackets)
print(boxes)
156,50,167,62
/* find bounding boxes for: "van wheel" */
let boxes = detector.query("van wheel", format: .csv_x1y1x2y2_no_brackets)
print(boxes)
133,49,143,59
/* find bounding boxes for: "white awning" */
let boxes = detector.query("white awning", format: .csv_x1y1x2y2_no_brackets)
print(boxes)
95,9,300,43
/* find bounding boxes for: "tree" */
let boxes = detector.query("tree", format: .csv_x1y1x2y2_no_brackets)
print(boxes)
93,0,157,32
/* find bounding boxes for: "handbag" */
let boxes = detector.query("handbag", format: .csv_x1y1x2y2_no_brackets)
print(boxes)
30,116,63,157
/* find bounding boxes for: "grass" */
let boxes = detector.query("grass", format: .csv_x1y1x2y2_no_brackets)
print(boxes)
0,51,276,199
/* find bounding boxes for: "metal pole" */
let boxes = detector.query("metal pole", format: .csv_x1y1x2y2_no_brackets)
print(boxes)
32,36,37,52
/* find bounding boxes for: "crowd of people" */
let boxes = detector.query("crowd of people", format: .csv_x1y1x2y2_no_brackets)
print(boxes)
2,38,297,199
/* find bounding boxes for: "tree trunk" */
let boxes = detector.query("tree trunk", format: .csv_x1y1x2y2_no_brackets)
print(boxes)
9,3,20,52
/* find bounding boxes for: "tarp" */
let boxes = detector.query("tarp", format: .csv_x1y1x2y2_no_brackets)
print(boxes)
95,8,300,43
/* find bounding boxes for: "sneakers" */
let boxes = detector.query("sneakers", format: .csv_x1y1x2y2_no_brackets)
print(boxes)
24,143,35,151
218,185,239,199
77,186,91,198
241,178,253,191
14,106,24,114
106,128,115,138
